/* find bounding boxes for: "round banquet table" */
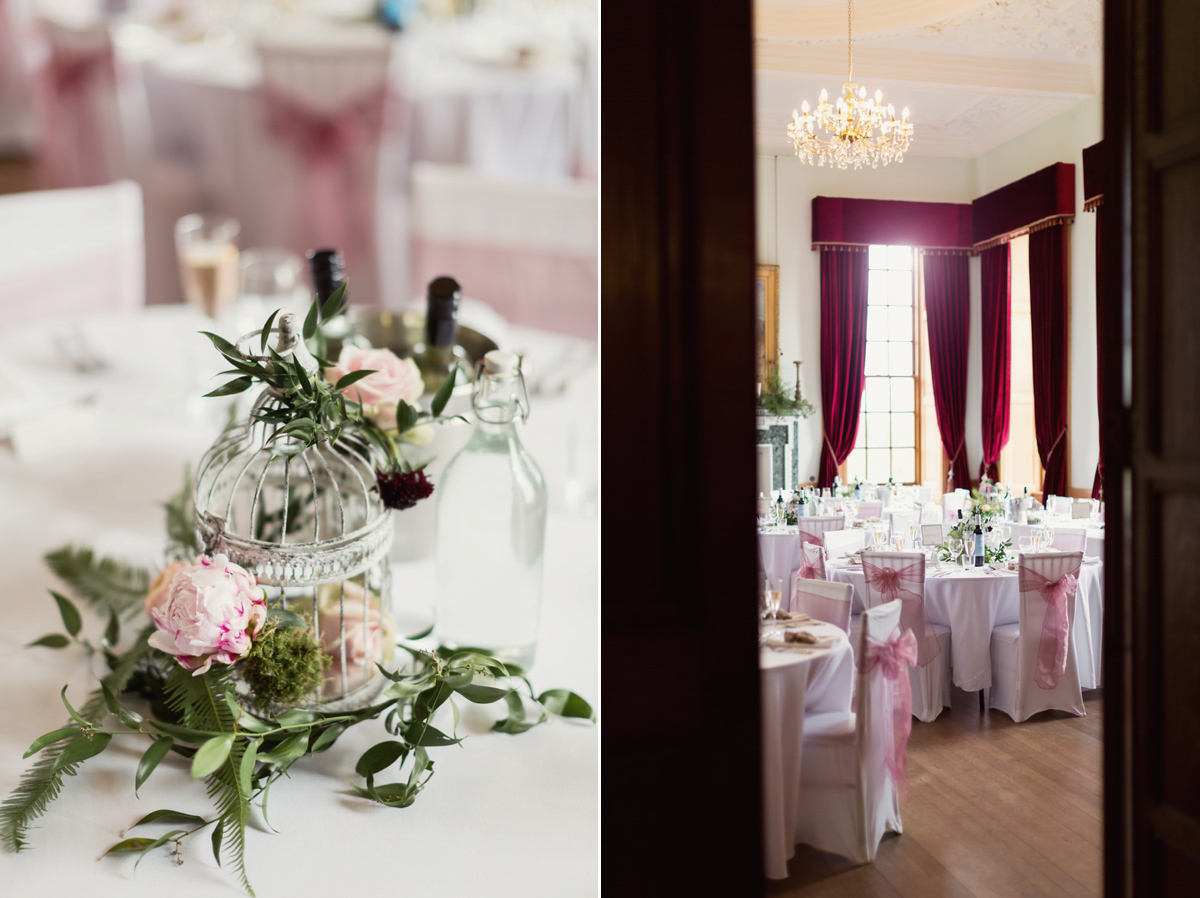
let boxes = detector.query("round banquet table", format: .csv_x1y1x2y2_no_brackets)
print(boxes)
827,557,1104,693
0,305,597,896
760,620,854,880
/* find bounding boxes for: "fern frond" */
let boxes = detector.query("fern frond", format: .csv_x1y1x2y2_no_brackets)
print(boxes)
163,467,200,561
0,740,81,852
43,546,150,620
164,667,254,894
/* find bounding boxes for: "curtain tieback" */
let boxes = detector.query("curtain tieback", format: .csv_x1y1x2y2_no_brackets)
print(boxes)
1046,428,1067,460
822,432,838,461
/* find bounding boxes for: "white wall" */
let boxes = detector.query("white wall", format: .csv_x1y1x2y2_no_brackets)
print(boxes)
757,95,1103,492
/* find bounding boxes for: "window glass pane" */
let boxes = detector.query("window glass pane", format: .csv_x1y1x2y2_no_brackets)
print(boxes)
892,448,916,484
888,245,913,271
889,342,913,376
869,245,889,269
864,377,890,412
888,270,912,305
864,342,889,376
867,448,891,482
865,412,890,448
888,306,913,341
868,270,889,305
892,412,915,448
866,306,889,342
891,377,915,412
845,447,867,483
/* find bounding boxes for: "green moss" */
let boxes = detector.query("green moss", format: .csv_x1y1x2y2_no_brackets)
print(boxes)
241,622,331,710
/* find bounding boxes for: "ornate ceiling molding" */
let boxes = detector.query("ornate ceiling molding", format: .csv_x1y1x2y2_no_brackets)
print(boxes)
755,0,988,41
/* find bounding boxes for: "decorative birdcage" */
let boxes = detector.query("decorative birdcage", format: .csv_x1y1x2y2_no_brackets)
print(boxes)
193,314,394,711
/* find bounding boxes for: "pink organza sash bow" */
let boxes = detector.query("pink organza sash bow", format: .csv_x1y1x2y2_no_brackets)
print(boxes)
862,559,940,667
797,529,824,547
1020,566,1079,689
263,87,384,270
864,626,918,801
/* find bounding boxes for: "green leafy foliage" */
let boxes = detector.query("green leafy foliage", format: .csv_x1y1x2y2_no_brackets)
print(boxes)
757,356,816,419
43,546,150,620
163,466,200,560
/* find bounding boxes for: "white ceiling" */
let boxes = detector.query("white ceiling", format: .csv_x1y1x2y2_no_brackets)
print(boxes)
754,0,1102,158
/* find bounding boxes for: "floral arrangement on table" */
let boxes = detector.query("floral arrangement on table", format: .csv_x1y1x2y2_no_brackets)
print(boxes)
936,518,1012,564
0,290,595,896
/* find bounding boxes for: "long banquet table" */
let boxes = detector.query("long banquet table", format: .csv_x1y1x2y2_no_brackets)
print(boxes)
0,305,597,895
760,619,854,880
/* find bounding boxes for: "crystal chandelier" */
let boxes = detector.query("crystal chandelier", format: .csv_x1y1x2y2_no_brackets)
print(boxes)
787,0,913,170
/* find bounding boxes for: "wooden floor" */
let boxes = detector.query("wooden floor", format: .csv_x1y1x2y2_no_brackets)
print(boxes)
767,686,1103,898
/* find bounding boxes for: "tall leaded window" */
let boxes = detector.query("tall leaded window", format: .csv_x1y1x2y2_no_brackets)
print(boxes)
844,245,918,484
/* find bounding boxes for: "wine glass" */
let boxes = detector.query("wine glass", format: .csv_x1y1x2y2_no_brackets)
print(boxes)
176,213,241,323
1043,526,1056,550
238,247,306,326
1018,536,1033,555
959,537,971,568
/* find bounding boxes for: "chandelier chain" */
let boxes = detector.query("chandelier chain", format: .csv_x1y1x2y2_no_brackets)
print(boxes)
847,0,853,83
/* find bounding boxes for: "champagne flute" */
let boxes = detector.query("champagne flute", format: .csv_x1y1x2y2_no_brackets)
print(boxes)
894,534,905,551
176,214,241,323
771,578,784,617
909,523,919,547
1043,525,1056,550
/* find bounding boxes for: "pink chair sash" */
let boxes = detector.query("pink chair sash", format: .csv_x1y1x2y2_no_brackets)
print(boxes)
262,86,384,277
36,43,116,188
1020,566,1079,690
863,626,918,801
862,559,940,667
797,529,824,547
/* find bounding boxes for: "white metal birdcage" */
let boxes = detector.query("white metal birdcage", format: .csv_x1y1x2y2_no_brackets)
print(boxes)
193,314,394,711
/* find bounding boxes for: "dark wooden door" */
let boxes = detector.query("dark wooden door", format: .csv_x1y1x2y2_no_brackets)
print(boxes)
1104,2,1200,893
602,0,763,892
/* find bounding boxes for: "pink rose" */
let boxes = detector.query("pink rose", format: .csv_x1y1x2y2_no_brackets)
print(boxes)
144,560,190,617
315,581,394,696
148,554,267,676
325,346,424,430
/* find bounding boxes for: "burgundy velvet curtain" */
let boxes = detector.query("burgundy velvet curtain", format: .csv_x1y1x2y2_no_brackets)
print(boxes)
818,248,869,486
1028,224,1070,498
923,253,971,489
980,244,1011,481
1092,205,1104,499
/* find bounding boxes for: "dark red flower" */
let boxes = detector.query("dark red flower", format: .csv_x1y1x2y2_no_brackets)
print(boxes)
376,468,434,511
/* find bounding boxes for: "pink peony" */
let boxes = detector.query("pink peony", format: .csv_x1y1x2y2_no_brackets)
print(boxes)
325,346,424,430
148,554,268,676
144,560,190,617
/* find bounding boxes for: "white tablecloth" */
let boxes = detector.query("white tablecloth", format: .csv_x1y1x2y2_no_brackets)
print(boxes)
0,306,597,895
828,558,1103,692
757,527,803,594
760,620,854,880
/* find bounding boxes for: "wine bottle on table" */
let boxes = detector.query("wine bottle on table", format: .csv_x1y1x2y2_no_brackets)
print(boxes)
414,276,472,396
308,248,346,311
974,514,985,567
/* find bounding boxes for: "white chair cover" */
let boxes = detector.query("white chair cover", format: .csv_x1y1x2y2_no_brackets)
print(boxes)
942,491,966,522
792,578,852,634
915,486,932,504
988,551,1086,722
860,551,951,722
255,32,393,306
795,541,826,581
1050,530,1087,553
1072,499,1095,519
1046,495,1073,516
856,501,884,519
824,528,865,558
0,181,144,325
888,509,920,541
792,601,906,864
796,515,844,549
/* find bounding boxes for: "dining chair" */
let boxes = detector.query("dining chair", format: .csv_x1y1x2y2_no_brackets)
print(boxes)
1050,530,1087,553
942,491,966,522
888,510,920,541
255,30,393,306
1046,495,1073,516
988,551,1086,722
1072,499,1095,519
915,486,932,504
792,600,908,864
797,515,844,548
856,501,884,520
0,180,144,325
790,577,852,634
797,540,826,581
823,528,865,558
860,551,951,723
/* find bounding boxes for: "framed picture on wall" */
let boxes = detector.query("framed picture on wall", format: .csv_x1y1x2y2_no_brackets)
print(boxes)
756,264,779,385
